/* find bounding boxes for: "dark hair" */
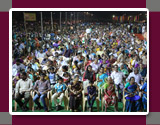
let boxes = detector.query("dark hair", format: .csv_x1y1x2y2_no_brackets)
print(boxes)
89,80,94,84
74,75,79,79
62,65,68,71
129,77,135,81
74,60,78,65
87,65,92,69
58,77,63,81
50,67,55,70
21,71,27,76
63,72,68,76
16,59,21,63
40,73,46,76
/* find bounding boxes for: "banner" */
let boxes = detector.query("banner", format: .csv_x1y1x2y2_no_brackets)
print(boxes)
24,13,36,21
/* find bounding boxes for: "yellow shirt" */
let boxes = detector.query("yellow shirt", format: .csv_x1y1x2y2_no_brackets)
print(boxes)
138,48,142,52
96,48,100,51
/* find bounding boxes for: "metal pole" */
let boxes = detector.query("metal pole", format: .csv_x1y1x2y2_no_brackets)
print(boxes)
65,12,67,25
74,12,75,24
77,12,78,23
84,12,85,23
51,12,53,32
70,12,72,25
41,12,43,37
60,12,62,31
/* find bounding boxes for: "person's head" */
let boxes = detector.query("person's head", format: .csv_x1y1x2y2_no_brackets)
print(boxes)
103,59,106,64
87,65,92,72
55,52,59,57
99,46,102,51
74,75,79,82
129,77,135,84
74,60,78,66
40,73,46,81
114,65,118,72
134,68,138,74
60,56,63,61
107,76,112,84
16,59,21,65
58,77,63,84
21,72,27,80
100,67,104,73
89,81,94,86
40,49,43,53
139,64,143,69
94,58,98,64
62,65,68,72
120,64,124,70
50,67,55,73
97,55,101,60
63,72,69,77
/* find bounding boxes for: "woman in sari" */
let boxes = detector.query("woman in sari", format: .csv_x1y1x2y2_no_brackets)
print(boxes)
124,77,141,112
97,67,108,89
104,77,118,112
141,80,147,111
69,75,83,112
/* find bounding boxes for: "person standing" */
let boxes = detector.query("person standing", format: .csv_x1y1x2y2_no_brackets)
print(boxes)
111,65,125,102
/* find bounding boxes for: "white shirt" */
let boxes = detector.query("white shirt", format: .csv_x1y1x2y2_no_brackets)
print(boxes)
12,63,25,73
37,52,46,58
111,71,125,85
12,68,17,77
15,78,33,94
127,72,142,86
90,62,100,73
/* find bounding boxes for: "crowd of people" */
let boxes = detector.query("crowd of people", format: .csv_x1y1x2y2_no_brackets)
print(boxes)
12,20,147,112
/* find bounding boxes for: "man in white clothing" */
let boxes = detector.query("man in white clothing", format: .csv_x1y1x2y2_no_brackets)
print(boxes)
37,49,46,58
12,59,25,76
15,72,33,111
127,68,143,87
111,65,125,101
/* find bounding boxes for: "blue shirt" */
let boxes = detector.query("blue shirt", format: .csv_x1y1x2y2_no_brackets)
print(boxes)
87,86,96,95
32,63,39,71
141,82,147,96
54,83,66,93
48,73,56,84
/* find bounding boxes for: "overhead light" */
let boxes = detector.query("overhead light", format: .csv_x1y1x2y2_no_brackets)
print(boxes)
112,15,115,18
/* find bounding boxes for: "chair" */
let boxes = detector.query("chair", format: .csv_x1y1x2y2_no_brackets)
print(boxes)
94,81,104,111
82,85,100,112
123,90,126,112
32,91,50,111
14,91,33,111
101,87,105,111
